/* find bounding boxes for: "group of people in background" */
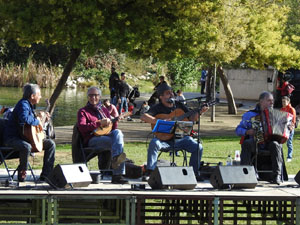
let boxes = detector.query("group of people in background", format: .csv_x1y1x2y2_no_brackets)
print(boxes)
108,67,133,121
0,66,297,186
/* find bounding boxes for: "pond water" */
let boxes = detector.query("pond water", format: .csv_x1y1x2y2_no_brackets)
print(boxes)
0,87,113,126
0,85,200,126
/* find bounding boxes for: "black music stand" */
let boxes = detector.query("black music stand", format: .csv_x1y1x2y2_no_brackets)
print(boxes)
152,120,177,165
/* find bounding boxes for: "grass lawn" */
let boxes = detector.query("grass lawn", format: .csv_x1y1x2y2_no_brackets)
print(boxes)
2,132,299,176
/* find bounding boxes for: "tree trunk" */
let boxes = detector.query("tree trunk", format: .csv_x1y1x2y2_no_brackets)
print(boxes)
218,66,237,114
49,48,82,113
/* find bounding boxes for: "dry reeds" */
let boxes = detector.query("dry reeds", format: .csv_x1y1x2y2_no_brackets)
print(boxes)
0,59,63,88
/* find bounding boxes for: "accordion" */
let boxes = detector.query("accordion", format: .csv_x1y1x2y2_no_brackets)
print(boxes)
261,108,293,144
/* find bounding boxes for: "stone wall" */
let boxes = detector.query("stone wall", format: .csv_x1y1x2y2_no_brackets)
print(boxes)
220,69,276,100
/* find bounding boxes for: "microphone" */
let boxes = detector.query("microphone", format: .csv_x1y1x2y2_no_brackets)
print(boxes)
167,98,176,103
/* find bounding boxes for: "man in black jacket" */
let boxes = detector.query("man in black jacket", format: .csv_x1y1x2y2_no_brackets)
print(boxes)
116,73,130,115
109,67,119,105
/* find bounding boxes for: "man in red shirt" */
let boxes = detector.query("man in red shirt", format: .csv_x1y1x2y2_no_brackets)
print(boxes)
280,96,296,162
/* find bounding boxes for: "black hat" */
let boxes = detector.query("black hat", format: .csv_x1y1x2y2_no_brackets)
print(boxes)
157,83,172,96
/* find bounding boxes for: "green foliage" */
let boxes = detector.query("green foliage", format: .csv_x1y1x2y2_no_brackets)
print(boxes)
167,58,201,87
0,0,207,61
0,40,69,66
283,0,300,50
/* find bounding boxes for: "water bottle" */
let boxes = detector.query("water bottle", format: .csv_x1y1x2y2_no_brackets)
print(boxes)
234,150,240,162
226,155,232,166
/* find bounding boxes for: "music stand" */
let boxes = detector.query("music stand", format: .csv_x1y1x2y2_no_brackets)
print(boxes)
152,120,177,165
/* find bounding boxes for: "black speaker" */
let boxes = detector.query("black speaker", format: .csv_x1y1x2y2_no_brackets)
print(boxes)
295,170,300,185
148,166,197,190
48,164,92,188
210,165,257,189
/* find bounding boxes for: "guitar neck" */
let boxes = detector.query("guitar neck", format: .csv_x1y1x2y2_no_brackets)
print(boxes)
40,100,51,125
175,110,196,121
174,101,216,121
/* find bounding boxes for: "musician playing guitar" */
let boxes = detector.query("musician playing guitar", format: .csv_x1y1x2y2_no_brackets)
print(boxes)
141,83,208,181
4,83,55,182
77,86,128,184
236,91,287,185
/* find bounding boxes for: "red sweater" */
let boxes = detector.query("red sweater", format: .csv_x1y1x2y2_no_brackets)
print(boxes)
77,104,117,145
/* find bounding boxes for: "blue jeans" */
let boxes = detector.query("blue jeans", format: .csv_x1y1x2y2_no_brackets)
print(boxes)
111,96,117,106
88,129,125,175
287,129,294,159
5,137,55,177
146,136,203,175
118,97,128,114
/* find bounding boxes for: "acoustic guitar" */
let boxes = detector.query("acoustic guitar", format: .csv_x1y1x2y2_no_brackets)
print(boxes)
23,99,50,152
93,112,132,136
152,101,216,141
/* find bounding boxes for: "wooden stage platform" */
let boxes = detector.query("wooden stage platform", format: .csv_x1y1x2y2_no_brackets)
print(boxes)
0,170,299,225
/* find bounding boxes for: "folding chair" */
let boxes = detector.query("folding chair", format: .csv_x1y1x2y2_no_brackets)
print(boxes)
0,118,37,182
71,124,112,171
252,146,288,182
158,145,188,167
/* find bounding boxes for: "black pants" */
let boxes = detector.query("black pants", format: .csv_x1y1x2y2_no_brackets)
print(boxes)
241,139,283,177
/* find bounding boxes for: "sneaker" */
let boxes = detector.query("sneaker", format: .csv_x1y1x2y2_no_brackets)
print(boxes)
111,153,126,169
287,158,292,162
18,170,26,182
127,117,133,121
111,175,129,184
142,169,153,182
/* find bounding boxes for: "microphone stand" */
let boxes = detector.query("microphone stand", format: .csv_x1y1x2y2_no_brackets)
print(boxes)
196,98,202,178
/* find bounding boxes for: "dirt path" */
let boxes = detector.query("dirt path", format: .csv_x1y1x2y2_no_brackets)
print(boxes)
55,103,247,144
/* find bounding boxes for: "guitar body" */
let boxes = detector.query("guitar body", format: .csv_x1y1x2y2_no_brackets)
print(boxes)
94,124,113,136
23,124,45,152
152,108,189,141
93,112,132,136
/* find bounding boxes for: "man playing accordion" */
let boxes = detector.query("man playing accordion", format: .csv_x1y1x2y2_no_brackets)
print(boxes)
236,92,290,185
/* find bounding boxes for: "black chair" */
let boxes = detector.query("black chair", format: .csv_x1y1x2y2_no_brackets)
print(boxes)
0,118,37,182
252,147,288,182
71,124,112,170
157,138,188,167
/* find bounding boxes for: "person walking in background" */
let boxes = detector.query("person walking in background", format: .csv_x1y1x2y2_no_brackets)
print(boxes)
280,96,296,162
109,67,119,105
116,73,130,115
200,69,208,95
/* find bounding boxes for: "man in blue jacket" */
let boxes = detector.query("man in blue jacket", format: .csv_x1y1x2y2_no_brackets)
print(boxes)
4,84,55,182
236,92,283,185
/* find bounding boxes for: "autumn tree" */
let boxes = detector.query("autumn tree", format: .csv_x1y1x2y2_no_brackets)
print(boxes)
190,0,300,114
0,0,206,112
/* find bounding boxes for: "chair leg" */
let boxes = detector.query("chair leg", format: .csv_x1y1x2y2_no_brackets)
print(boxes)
28,163,37,182
182,151,188,166
0,151,14,182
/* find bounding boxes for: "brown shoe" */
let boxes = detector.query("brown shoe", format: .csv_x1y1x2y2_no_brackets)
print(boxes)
111,153,126,169
18,170,26,182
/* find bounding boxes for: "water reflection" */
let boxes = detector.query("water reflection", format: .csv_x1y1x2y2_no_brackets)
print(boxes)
0,85,200,126
0,87,110,126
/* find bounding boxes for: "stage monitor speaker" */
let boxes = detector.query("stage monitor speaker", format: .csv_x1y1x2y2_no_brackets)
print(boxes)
210,165,257,189
148,166,197,190
48,163,92,188
295,170,300,185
